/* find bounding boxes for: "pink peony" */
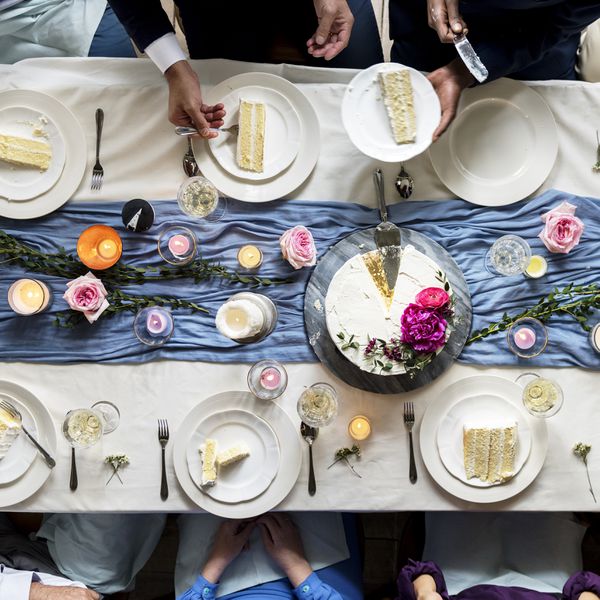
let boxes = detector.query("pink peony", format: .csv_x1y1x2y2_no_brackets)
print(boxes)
279,225,317,270
63,272,109,323
538,201,584,254
415,287,450,310
401,303,447,354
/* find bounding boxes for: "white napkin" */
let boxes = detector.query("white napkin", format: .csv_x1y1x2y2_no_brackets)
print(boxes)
175,512,349,598
423,512,586,595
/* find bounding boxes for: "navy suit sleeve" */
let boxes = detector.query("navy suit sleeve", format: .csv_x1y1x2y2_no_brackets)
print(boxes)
108,0,175,52
472,0,600,80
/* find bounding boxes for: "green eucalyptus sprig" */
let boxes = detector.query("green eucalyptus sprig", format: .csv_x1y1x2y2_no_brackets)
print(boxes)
467,283,600,345
328,444,362,478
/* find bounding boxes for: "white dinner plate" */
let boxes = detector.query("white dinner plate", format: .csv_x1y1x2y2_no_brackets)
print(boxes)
195,73,320,202
420,375,547,503
0,107,66,201
436,393,532,488
429,78,558,206
0,90,86,219
174,391,302,519
186,409,280,503
342,62,441,163
0,381,56,507
208,86,301,181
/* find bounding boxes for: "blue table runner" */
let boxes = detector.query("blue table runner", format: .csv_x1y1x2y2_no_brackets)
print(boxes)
0,189,598,368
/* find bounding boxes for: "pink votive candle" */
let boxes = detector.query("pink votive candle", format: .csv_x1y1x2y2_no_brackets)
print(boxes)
146,310,168,336
260,367,281,390
513,326,536,350
168,234,191,256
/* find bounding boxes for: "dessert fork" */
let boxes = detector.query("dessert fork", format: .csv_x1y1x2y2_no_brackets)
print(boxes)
0,399,55,469
157,419,169,501
403,401,417,484
91,108,104,191
175,124,239,136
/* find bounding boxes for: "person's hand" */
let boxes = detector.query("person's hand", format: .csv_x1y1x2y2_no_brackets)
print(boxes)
427,0,467,43
307,0,355,61
164,60,225,140
202,520,256,584
258,513,312,588
29,583,100,600
413,574,442,600
427,58,474,141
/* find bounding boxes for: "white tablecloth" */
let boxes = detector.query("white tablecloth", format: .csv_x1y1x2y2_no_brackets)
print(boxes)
1,58,599,512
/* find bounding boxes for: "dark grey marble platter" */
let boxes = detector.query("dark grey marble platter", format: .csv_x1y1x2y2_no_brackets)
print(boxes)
304,228,472,394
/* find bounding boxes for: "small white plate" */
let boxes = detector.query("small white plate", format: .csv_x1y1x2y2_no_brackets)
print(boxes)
208,86,301,181
436,394,532,488
342,62,441,163
0,393,38,485
429,78,558,206
186,409,280,504
0,106,66,201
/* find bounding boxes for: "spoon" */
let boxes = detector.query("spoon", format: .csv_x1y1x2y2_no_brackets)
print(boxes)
300,422,319,496
395,164,414,199
183,137,199,177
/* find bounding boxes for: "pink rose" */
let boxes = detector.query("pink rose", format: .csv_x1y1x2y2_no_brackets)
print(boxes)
538,201,584,254
279,225,317,270
415,287,450,310
63,272,109,323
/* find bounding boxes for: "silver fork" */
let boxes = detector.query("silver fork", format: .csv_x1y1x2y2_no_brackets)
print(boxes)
158,419,169,501
175,124,239,136
0,399,55,469
91,108,104,191
403,402,417,484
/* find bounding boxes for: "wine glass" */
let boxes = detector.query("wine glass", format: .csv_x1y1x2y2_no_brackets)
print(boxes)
297,383,339,428
515,372,563,418
177,176,226,222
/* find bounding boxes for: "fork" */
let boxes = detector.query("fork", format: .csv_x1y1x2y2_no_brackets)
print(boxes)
403,402,417,484
0,399,55,469
158,419,169,501
175,124,239,136
91,108,104,191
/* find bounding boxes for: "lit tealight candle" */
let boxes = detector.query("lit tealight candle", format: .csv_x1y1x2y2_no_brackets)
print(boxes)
7,279,51,315
525,255,548,279
260,367,281,390
348,415,371,441
168,234,191,257
513,326,536,350
146,309,169,336
97,238,118,260
215,299,265,341
237,245,263,269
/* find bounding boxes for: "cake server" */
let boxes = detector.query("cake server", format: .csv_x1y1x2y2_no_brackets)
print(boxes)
453,34,488,83
374,169,401,292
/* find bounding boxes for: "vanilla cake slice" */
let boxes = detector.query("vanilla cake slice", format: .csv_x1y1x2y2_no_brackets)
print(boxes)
199,439,218,487
236,99,266,172
378,70,416,144
0,134,52,171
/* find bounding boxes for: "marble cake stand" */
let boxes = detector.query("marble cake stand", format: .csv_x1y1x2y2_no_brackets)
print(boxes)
304,227,472,394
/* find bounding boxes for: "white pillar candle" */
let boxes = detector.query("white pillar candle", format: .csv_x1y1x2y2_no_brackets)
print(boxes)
215,299,264,340
7,279,51,315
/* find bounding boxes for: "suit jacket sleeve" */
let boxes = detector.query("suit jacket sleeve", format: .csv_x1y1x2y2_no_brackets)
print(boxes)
472,0,600,80
108,0,175,52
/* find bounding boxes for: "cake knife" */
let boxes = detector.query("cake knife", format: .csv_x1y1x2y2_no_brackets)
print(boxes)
453,34,488,83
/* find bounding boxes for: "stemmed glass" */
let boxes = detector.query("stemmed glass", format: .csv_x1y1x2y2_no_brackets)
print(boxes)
297,383,339,428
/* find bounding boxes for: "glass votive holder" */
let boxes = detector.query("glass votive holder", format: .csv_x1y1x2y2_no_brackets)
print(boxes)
516,372,563,418
77,225,123,270
177,176,226,222
247,359,288,401
524,255,548,279
7,279,52,315
348,415,371,441
215,292,277,344
90,400,120,434
157,225,197,266
237,245,263,270
133,306,174,347
507,317,548,358
589,322,600,354
297,382,338,428
485,235,531,276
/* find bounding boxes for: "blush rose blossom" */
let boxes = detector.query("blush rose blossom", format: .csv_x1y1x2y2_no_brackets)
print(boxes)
415,287,450,310
538,201,584,254
63,272,109,323
400,303,447,354
279,225,317,270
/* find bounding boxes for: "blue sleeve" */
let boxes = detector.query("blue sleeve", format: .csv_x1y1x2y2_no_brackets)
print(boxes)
472,1,600,80
176,575,219,600
293,572,343,600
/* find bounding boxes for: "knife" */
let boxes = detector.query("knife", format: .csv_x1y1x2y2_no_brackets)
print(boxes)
453,34,488,83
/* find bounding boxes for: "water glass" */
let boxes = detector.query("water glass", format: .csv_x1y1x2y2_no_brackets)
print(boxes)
486,235,531,276
177,176,226,222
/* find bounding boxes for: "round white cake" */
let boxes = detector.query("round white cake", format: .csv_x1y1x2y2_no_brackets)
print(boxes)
325,245,453,376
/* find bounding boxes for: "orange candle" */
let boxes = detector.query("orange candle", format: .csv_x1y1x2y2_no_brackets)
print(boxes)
77,225,122,270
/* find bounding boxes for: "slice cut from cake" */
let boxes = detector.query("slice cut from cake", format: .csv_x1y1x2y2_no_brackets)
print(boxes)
216,442,250,468
378,70,416,144
236,99,265,172
199,438,218,487
362,251,394,311
0,134,52,171
0,410,21,460
463,423,517,484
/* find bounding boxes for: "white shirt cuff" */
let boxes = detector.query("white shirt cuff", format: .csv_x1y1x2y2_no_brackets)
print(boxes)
0,570,33,600
145,33,187,74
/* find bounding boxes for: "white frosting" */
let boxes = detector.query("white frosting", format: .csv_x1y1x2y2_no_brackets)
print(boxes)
325,245,450,375
0,414,21,460
215,299,264,340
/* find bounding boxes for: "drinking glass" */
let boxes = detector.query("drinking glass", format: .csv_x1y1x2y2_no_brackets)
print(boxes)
177,176,226,222
62,408,104,450
515,372,563,418
486,235,531,276
297,383,338,428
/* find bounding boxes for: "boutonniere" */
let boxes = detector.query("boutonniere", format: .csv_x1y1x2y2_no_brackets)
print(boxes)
105,454,130,485
328,445,362,478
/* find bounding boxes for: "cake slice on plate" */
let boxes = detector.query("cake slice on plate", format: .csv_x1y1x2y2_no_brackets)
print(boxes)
0,134,52,171
378,70,416,145
0,410,21,460
199,438,218,487
236,99,266,173
216,442,250,468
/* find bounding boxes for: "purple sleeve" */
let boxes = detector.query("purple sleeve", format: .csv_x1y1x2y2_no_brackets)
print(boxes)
563,571,600,599
396,560,451,600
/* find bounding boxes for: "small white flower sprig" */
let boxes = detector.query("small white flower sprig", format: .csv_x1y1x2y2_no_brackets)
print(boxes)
573,443,596,503
105,454,130,486
328,445,362,478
